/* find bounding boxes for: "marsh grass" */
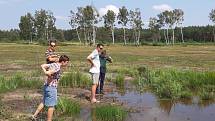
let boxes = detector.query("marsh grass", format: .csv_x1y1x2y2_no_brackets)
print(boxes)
93,105,127,121
146,69,215,100
60,70,91,88
116,67,138,77
115,73,125,89
0,73,42,93
56,97,80,117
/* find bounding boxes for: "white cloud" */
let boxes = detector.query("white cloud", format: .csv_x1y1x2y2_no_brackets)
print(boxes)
99,5,119,16
152,4,173,12
55,16,69,21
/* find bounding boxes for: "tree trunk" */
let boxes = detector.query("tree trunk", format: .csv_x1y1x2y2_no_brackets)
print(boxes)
134,30,137,45
29,31,32,44
92,21,96,46
164,29,168,45
172,27,175,45
167,28,169,45
213,27,215,43
123,27,127,45
50,29,53,40
75,28,81,44
83,26,87,45
137,30,140,46
180,24,184,43
111,25,115,44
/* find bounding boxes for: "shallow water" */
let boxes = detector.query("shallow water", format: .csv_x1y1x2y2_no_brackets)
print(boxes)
106,91,215,121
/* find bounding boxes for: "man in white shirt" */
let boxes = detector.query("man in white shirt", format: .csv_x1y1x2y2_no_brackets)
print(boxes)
87,44,104,103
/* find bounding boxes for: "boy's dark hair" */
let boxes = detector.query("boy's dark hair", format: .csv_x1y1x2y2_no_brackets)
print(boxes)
97,43,104,48
101,50,106,55
59,55,69,62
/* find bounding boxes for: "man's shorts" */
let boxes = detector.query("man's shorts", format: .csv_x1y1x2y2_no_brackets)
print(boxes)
90,73,100,85
43,85,57,107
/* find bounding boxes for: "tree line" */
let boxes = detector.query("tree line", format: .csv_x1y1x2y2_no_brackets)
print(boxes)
0,6,215,45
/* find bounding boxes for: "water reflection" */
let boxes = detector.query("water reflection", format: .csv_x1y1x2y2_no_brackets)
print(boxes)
198,100,215,109
106,89,215,121
157,99,193,115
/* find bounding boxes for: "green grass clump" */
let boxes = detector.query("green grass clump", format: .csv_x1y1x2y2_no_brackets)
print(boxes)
60,70,91,88
115,73,125,88
0,74,42,93
133,68,215,100
199,87,215,100
93,105,127,121
56,97,80,117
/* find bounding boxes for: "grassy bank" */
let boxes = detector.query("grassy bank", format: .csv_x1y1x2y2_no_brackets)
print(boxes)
133,68,215,100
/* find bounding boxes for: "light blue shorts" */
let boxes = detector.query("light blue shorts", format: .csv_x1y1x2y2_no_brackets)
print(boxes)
43,85,57,107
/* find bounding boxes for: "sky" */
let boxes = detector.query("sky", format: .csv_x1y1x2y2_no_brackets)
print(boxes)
0,0,214,30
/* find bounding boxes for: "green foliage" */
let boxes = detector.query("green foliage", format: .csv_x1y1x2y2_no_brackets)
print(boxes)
60,70,91,88
117,67,138,77
115,73,124,88
19,13,34,41
209,9,215,23
93,105,127,121
133,68,215,100
199,85,215,100
56,97,80,117
0,73,42,93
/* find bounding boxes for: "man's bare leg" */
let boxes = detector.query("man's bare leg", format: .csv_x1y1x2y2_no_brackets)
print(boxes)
91,84,97,102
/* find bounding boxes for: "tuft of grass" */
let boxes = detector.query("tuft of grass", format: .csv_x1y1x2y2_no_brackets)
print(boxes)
199,88,215,100
60,70,91,88
93,105,127,121
0,73,42,93
56,97,80,117
115,73,125,88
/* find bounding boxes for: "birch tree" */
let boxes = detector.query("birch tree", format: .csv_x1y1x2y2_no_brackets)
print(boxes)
118,6,129,45
209,9,215,42
69,10,81,43
103,10,116,44
129,8,143,46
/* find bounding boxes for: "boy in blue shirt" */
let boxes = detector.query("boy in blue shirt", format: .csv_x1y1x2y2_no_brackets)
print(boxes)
96,50,112,94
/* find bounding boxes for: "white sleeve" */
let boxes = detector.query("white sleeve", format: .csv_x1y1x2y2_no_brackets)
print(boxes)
87,50,97,59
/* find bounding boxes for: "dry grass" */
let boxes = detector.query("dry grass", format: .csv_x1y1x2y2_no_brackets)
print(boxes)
0,44,214,75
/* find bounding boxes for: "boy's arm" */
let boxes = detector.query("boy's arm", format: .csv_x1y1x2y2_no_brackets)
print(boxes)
47,55,59,62
106,56,113,63
41,64,55,76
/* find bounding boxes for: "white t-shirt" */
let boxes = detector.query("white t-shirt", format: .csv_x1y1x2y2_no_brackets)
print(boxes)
87,49,100,73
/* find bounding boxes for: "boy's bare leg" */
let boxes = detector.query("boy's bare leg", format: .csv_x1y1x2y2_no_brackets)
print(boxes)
47,107,54,121
33,103,44,117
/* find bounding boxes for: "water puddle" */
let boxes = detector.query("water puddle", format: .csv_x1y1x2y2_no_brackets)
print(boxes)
106,90,215,121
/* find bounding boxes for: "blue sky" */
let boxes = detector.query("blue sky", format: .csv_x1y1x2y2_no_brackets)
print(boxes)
0,0,214,30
